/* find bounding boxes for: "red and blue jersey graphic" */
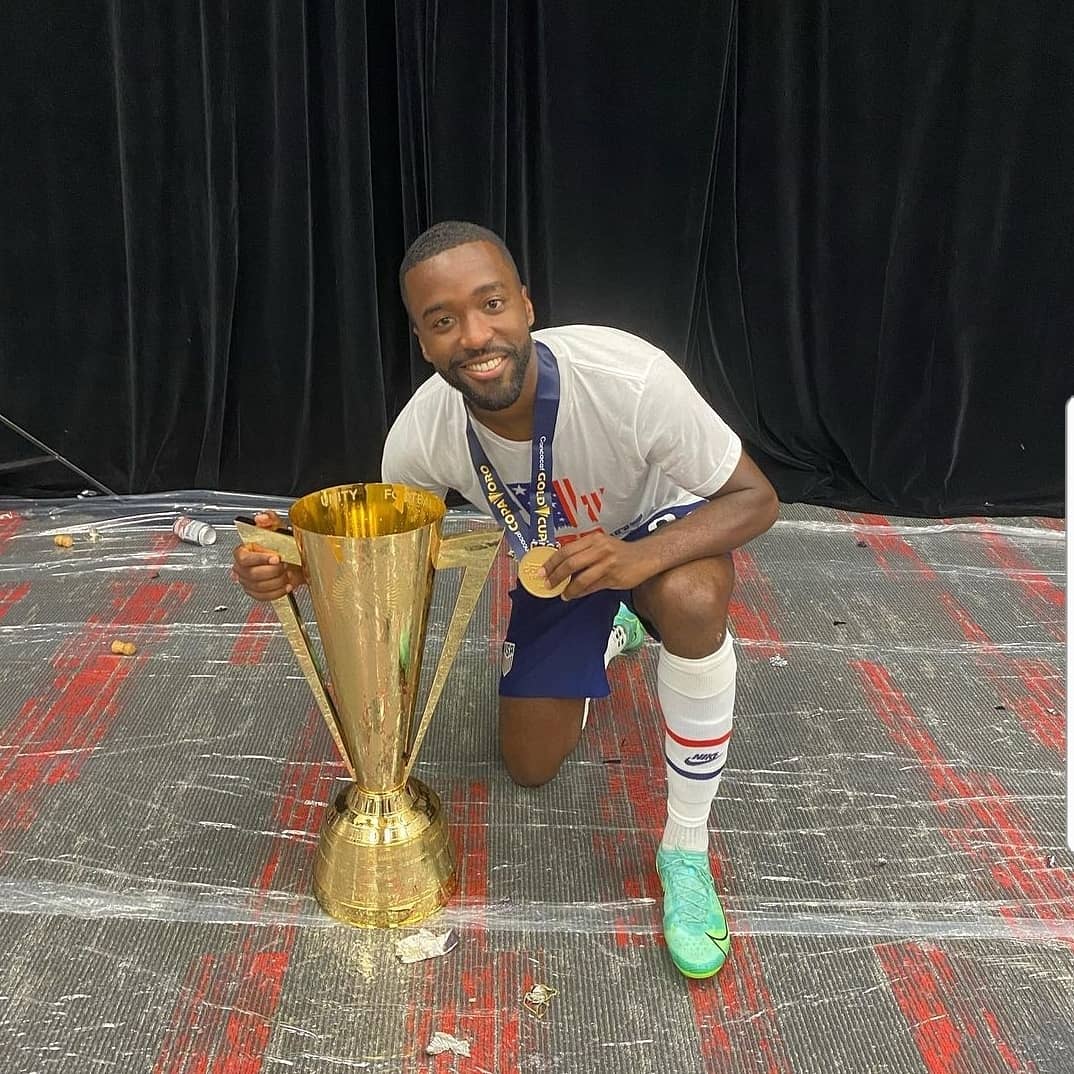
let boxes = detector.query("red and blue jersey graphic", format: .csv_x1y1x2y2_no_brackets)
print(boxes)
508,478,606,532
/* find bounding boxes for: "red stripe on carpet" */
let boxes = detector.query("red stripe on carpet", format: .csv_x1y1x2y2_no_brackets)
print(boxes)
978,529,1066,624
451,779,490,906
212,945,291,1073
1007,656,1066,715
692,933,795,1073
980,1007,1036,1073
1004,666,1066,756
841,512,939,580
256,706,341,895
434,948,525,1072
152,702,338,1073
0,581,31,622
152,937,294,1074
729,549,787,657
938,591,1065,754
459,954,496,1069
401,943,521,1073
601,656,664,768
937,590,990,646
229,602,278,666
876,943,973,1074
152,954,218,1074
844,517,1066,759
399,960,438,1074
0,512,24,556
0,577,193,831
592,654,664,946
854,660,1074,942
876,943,1032,1074
496,952,523,1074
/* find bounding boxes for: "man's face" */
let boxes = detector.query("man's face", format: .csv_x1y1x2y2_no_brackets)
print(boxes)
404,241,535,412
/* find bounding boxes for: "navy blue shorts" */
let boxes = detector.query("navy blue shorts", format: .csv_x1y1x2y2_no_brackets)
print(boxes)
498,501,703,699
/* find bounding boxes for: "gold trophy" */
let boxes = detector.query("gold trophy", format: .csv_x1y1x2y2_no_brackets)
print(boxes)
235,483,501,928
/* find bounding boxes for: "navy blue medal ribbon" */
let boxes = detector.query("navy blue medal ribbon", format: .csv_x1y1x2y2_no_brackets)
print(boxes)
466,341,560,559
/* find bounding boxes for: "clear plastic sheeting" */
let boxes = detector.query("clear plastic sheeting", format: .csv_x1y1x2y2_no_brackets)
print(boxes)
0,493,1068,1073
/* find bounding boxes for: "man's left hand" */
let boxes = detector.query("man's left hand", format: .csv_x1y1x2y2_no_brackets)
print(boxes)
540,532,652,600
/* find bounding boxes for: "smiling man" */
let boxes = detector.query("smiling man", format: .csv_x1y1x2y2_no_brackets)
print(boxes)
233,220,779,980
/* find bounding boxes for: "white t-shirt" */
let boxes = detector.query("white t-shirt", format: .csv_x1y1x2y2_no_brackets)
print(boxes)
381,325,742,547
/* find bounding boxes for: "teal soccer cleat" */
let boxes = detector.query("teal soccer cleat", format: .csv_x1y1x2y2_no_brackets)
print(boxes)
656,846,731,979
612,602,647,653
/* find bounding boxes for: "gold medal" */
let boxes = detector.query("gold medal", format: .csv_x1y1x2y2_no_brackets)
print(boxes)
518,545,569,599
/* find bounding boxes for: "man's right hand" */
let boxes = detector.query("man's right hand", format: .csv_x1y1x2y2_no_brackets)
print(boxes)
231,511,306,601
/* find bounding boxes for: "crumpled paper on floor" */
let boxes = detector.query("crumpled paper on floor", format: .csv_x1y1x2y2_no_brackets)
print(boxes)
426,1031,471,1056
394,928,459,965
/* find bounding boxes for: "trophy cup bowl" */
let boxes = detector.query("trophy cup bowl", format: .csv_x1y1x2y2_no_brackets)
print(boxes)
236,483,501,928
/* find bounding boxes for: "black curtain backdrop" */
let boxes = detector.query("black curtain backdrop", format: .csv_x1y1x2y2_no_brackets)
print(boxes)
1,2,1070,515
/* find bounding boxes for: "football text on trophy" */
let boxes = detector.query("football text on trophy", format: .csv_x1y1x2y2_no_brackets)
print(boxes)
236,483,501,927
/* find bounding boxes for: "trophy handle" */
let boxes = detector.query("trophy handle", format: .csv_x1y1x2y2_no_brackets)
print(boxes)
234,518,356,780
402,528,503,782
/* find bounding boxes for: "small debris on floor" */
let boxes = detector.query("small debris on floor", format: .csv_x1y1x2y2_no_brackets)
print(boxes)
833,619,847,626
769,655,789,667
426,1031,470,1057
1047,855,1058,868
523,983,558,1019
856,539,868,547
394,928,459,964
53,534,74,548
87,528,102,543
110,640,138,657
212,605,228,612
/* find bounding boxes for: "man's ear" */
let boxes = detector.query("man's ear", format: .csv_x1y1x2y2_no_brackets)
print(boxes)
521,285,535,327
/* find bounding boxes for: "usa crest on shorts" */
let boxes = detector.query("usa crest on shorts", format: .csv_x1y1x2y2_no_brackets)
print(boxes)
501,641,515,677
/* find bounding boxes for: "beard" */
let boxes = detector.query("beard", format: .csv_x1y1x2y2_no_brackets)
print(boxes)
441,339,532,411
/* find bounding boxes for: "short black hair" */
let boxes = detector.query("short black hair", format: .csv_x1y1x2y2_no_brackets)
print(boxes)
398,220,521,309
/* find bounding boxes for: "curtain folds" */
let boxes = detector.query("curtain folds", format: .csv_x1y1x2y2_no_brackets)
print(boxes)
0,1,1068,514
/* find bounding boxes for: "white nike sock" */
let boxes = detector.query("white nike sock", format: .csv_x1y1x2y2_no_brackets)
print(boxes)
658,633,736,853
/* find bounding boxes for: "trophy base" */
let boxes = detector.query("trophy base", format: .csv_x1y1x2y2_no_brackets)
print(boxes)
312,777,458,928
